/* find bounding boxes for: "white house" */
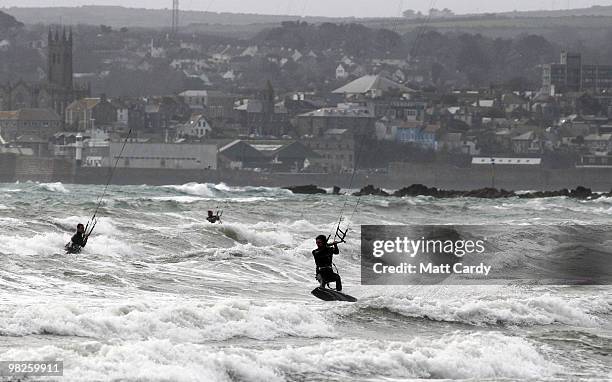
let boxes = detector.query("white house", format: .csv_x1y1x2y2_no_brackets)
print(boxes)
117,107,129,126
150,39,166,58
336,64,348,80
222,70,236,81
177,114,212,139
179,90,208,109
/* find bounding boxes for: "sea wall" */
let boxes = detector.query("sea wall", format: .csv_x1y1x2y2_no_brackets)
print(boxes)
387,162,612,191
0,154,17,182
2,155,612,192
74,164,612,191
15,156,74,183
0,154,74,183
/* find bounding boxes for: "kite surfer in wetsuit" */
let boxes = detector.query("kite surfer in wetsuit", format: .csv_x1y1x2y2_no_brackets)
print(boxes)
65,223,89,254
312,234,342,291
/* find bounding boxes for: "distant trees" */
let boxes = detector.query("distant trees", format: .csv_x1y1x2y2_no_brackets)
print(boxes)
404,30,559,88
402,9,423,19
255,22,404,58
456,34,492,85
429,8,455,18
250,22,567,88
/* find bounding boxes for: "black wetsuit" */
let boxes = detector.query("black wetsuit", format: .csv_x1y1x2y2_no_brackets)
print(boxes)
207,215,220,224
312,244,342,291
67,232,87,253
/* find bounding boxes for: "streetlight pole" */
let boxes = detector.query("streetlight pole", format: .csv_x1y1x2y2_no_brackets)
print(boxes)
490,157,496,189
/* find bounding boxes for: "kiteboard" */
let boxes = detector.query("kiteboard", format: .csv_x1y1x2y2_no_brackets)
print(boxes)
311,287,357,302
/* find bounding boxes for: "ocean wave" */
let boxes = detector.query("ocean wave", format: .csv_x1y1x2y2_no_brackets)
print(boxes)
0,232,67,257
0,332,560,381
0,217,130,258
150,196,205,204
0,299,336,342
163,182,292,198
163,182,220,197
349,293,610,327
0,230,133,259
218,223,294,247
38,182,69,193
212,219,346,256
218,183,293,195
53,216,119,237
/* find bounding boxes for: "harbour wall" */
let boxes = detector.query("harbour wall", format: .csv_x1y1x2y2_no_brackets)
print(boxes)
1,154,612,192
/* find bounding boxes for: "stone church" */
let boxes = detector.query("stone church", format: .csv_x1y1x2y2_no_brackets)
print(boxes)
0,28,89,117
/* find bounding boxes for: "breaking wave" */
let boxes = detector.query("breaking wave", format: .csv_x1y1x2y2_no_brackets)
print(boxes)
0,332,560,381
162,182,291,198
0,299,336,341
349,292,611,327
38,182,69,193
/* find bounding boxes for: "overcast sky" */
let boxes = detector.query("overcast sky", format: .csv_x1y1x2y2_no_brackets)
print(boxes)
1,0,611,18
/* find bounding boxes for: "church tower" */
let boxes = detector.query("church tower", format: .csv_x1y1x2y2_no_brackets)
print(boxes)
46,27,81,119
48,27,73,91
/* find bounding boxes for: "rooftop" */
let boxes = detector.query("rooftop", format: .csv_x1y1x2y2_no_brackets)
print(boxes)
332,74,414,95
298,107,373,118
0,108,61,121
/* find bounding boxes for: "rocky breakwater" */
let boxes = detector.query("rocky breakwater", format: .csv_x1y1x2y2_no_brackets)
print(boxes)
286,183,605,200
353,184,604,200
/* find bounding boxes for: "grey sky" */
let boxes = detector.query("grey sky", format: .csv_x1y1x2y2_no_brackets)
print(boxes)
1,0,611,18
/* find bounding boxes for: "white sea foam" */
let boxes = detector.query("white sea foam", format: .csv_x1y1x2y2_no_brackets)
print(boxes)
0,230,133,259
164,182,291,198
0,332,560,381
0,299,335,341
164,183,219,197
150,195,205,203
0,232,67,256
218,222,295,247
39,182,69,193
351,293,610,327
